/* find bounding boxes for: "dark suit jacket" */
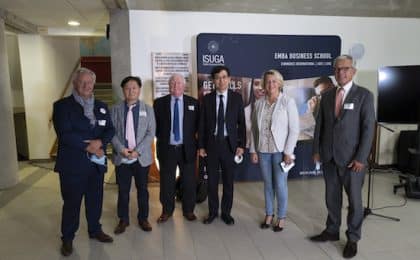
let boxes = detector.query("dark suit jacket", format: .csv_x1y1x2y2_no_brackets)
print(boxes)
154,94,199,163
53,95,115,174
313,83,376,166
198,90,246,153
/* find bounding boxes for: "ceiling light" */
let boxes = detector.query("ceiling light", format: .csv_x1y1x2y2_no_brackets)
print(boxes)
67,20,80,26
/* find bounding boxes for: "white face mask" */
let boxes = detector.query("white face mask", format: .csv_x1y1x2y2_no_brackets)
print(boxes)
315,86,322,96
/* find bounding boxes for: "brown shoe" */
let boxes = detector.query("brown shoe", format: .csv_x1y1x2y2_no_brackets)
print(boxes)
139,219,152,232
157,213,172,223
89,231,113,243
60,240,73,257
114,220,129,234
183,212,197,221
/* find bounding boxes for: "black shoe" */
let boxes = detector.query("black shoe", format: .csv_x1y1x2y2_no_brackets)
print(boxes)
203,214,217,224
60,241,73,257
309,231,339,242
221,214,235,225
343,241,358,258
272,218,285,232
260,215,273,229
89,231,114,243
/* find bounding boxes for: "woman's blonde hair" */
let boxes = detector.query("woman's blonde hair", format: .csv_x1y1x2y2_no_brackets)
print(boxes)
261,69,284,90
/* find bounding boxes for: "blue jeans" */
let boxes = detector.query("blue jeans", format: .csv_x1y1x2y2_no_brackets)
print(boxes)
258,152,288,218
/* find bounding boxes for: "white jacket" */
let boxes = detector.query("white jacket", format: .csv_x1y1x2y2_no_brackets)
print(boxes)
249,93,299,155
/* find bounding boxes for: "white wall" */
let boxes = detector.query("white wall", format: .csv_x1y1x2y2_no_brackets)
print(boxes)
18,35,80,159
128,10,420,165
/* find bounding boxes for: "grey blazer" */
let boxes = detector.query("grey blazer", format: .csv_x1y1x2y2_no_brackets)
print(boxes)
110,101,156,167
313,83,376,166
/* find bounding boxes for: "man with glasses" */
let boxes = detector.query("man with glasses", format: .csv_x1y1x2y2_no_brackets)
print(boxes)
198,65,246,225
310,55,376,258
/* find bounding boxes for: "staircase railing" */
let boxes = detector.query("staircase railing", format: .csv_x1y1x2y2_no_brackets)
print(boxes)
49,58,81,157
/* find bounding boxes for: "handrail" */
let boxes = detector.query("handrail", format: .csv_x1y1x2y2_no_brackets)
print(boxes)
48,57,81,129
49,58,81,158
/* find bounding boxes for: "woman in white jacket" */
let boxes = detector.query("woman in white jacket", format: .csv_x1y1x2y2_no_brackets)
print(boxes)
250,69,299,232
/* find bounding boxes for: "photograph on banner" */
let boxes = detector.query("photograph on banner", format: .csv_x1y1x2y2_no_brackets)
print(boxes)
196,33,341,179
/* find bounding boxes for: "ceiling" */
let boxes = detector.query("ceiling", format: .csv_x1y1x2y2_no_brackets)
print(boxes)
1,0,420,35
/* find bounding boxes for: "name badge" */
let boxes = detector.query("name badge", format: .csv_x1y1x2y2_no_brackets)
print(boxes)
139,111,147,117
343,103,354,110
188,105,195,111
98,120,106,126
100,108,106,114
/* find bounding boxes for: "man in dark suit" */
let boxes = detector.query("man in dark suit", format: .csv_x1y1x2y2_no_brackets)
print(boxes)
198,65,246,225
53,68,115,257
154,74,200,223
310,55,376,259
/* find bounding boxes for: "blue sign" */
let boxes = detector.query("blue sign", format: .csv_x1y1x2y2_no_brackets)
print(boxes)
196,33,341,179
197,33,341,80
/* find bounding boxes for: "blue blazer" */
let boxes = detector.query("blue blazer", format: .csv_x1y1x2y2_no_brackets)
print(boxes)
53,95,115,174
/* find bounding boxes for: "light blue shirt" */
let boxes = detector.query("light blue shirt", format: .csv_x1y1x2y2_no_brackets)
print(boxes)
215,90,228,137
170,95,184,145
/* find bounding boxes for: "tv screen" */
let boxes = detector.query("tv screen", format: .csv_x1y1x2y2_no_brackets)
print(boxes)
377,65,420,124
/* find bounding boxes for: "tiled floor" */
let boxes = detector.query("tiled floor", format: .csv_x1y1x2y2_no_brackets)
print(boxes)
0,162,419,260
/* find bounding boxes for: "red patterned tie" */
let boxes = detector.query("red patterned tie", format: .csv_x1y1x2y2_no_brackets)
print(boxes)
335,87,344,118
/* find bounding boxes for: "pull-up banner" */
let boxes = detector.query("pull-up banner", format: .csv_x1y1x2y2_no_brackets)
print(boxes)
196,33,341,180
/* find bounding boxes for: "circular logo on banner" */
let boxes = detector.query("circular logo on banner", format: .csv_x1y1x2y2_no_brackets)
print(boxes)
207,41,219,53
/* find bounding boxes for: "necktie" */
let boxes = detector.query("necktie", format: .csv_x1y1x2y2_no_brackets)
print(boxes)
173,98,180,142
217,94,225,140
335,87,344,118
126,104,136,149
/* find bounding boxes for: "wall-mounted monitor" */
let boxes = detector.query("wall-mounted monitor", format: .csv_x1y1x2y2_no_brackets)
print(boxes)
377,65,420,124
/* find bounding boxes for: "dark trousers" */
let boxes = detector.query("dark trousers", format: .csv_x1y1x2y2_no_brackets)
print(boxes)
323,160,365,242
206,138,235,216
59,164,104,242
116,163,150,223
159,145,196,214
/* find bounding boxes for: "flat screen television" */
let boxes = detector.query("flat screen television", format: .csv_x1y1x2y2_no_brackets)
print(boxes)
377,65,420,124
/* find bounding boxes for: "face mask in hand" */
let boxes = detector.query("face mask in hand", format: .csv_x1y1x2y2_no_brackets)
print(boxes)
90,154,106,165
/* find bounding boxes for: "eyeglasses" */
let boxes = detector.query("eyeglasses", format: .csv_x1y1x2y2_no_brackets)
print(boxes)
214,75,229,80
334,67,352,73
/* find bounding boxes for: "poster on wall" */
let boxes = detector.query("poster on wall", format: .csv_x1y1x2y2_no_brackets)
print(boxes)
152,52,191,98
196,33,341,180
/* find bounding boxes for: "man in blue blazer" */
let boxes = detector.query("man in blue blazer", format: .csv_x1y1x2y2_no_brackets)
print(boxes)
154,74,200,223
53,68,115,256
199,66,246,225
310,55,376,259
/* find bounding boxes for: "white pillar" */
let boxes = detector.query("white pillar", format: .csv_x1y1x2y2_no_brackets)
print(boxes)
0,18,19,189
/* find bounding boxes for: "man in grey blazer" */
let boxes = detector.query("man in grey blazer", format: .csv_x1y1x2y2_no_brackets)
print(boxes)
110,76,156,234
310,55,375,259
